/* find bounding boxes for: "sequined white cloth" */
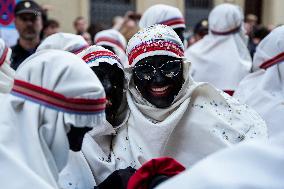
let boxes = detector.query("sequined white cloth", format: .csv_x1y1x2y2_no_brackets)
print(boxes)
112,24,267,170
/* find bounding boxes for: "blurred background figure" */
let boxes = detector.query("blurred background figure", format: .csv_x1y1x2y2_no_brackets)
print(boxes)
73,16,88,35
42,19,60,38
119,11,141,42
187,19,209,47
11,0,43,70
247,25,270,57
244,14,258,37
81,31,93,45
185,3,252,96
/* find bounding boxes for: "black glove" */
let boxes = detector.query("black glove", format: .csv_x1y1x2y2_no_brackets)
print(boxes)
96,167,136,189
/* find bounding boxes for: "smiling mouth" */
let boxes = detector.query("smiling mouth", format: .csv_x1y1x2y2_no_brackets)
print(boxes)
149,85,172,97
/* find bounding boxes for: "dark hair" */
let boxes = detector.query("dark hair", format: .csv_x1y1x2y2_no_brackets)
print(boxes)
74,16,85,25
45,19,60,28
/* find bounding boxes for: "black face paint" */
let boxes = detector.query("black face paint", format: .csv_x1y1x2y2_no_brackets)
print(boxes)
133,55,184,108
67,125,92,151
92,63,124,125
173,28,185,44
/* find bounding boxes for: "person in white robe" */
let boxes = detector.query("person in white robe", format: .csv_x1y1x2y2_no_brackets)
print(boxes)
36,32,89,54
111,24,267,171
234,25,284,137
0,50,106,189
60,45,129,187
156,132,284,189
185,3,252,96
94,29,128,67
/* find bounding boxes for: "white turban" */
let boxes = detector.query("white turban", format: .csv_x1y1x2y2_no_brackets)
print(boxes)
139,4,185,29
94,29,128,67
37,33,89,54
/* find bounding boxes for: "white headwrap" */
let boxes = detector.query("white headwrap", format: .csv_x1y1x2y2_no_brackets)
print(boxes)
185,3,251,95
37,33,89,54
59,45,129,187
0,38,15,95
78,45,123,70
139,4,185,29
94,29,128,67
156,132,284,189
234,26,284,137
0,50,106,189
112,24,267,170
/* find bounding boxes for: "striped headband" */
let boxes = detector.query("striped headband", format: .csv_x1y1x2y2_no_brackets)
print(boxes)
211,25,241,35
128,40,184,66
11,79,106,115
95,37,125,51
0,46,8,67
71,44,90,54
259,51,284,70
82,50,120,65
159,17,185,28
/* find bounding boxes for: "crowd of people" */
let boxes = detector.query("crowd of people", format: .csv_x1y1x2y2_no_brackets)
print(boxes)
0,0,283,188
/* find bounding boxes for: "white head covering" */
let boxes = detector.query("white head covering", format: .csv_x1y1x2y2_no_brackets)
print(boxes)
0,38,15,95
234,26,284,137
94,29,128,67
156,132,284,189
112,24,267,170
139,4,185,29
78,45,123,70
185,3,251,95
37,33,89,54
0,50,106,188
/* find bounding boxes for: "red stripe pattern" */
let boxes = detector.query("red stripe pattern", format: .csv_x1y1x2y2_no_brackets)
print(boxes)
159,17,185,28
0,46,8,66
11,79,106,114
82,50,120,64
95,37,125,51
211,26,240,35
259,51,284,70
128,40,184,65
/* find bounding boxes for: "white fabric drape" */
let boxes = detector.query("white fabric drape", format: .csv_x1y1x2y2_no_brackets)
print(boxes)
0,50,106,189
0,38,15,98
94,29,128,67
36,33,89,54
112,24,267,170
185,4,251,93
139,4,185,29
156,132,284,189
234,26,284,137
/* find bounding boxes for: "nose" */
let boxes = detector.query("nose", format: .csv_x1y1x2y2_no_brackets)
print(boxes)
152,69,165,85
